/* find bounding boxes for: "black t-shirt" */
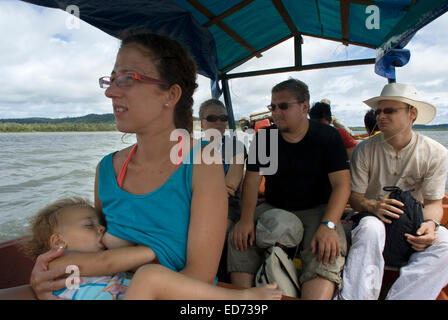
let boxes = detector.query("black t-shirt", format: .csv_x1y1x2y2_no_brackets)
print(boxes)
246,121,349,211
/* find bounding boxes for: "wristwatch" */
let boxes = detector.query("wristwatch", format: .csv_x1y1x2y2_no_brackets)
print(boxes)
320,221,336,230
422,219,440,230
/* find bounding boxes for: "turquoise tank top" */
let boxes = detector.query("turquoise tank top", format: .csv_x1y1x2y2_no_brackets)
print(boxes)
98,141,204,272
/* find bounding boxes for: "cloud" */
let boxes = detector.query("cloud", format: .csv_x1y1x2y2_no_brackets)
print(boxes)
0,0,119,118
207,12,448,126
2,1,448,126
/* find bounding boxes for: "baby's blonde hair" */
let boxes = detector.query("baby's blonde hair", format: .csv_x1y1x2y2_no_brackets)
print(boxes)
20,197,97,259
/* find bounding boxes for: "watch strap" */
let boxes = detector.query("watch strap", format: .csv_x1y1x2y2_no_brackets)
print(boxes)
422,219,440,230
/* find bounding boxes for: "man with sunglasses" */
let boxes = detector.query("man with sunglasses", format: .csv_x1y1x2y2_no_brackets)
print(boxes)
227,78,351,299
340,83,448,299
199,99,247,230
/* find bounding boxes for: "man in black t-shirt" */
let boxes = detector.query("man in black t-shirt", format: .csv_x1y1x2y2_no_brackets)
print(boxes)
227,79,351,299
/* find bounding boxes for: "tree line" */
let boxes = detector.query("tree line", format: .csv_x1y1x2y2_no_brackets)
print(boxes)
0,122,117,132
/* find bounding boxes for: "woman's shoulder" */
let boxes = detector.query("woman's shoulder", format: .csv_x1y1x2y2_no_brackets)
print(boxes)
111,144,134,164
97,144,135,175
113,144,134,159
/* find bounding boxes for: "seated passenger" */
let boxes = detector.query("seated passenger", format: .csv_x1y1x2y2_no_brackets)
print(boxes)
364,109,381,137
199,99,247,231
309,102,358,159
321,99,355,137
228,78,351,299
340,83,448,300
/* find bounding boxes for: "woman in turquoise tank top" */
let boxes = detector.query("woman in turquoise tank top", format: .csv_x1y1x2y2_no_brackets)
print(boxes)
27,31,230,299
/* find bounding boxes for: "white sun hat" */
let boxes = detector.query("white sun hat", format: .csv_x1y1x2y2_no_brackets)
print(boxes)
363,83,436,125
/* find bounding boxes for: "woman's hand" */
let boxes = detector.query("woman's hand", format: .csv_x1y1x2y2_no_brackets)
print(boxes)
30,248,67,300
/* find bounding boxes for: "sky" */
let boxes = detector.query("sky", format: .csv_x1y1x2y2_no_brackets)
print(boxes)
1,0,448,126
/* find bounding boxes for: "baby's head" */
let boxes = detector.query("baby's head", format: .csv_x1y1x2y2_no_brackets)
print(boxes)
21,197,106,259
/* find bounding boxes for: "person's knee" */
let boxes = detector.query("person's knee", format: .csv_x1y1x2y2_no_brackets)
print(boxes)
134,264,165,283
352,216,385,243
434,228,448,261
439,243,448,264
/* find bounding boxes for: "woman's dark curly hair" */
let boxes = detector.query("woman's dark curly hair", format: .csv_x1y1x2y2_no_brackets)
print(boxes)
119,30,198,133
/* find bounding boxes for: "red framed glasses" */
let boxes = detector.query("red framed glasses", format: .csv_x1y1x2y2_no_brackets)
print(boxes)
99,73,167,89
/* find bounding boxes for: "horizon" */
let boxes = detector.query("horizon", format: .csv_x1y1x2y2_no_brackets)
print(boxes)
1,1,448,127
2,112,448,128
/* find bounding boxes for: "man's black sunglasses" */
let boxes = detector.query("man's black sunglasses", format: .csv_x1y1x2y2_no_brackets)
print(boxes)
267,101,302,111
373,106,410,117
203,114,229,122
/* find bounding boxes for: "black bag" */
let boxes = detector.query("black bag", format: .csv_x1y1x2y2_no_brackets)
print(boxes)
351,186,423,268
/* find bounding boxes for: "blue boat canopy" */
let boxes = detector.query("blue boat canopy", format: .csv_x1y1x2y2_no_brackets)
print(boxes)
21,0,448,125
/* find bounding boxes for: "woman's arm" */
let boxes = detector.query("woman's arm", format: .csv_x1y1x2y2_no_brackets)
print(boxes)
180,145,228,283
48,246,156,277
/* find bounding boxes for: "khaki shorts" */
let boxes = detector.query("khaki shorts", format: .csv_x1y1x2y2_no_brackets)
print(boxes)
227,202,347,288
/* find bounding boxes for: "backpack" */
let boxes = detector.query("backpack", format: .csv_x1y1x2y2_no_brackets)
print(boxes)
351,186,424,267
383,186,423,267
255,244,301,298
254,208,303,298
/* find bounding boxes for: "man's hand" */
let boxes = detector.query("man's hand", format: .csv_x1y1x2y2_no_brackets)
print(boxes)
310,225,341,265
372,197,404,224
30,248,67,300
230,219,255,251
405,221,437,251
226,185,236,197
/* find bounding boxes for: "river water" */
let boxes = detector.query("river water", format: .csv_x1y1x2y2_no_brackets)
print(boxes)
0,130,447,242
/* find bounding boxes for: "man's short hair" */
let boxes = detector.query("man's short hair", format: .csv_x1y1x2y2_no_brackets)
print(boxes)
309,102,332,123
272,78,310,103
199,98,226,119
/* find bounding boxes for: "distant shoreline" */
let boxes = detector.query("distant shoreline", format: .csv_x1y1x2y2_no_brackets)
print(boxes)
0,122,117,132
1,112,448,133
0,113,208,132
1,122,448,133
350,127,448,132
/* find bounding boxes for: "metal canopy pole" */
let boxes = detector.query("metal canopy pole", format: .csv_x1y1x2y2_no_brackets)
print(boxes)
294,35,303,68
223,58,376,79
221,76,236,130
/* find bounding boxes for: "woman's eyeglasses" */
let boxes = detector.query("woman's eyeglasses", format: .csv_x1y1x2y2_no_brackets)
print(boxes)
267,101,302,111
99,73,167,89
203,114,229,122
373,106,410,117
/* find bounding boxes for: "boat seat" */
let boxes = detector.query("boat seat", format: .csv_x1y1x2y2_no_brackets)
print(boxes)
0,238,34,290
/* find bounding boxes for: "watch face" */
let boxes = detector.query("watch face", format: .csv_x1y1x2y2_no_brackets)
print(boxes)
322,221,335,229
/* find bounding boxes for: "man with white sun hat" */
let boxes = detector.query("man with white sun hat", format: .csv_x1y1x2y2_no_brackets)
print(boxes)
339,82,448,300
363,82,436,125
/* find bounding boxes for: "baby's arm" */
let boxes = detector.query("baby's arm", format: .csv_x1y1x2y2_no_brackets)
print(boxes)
48,246,156,277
